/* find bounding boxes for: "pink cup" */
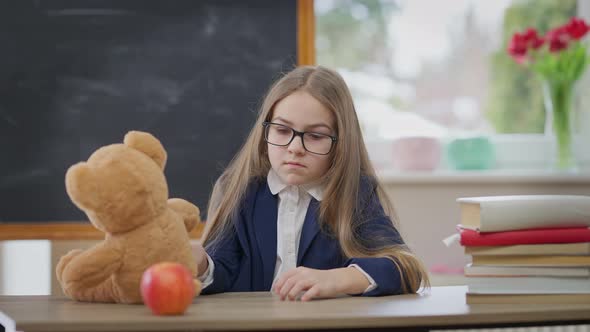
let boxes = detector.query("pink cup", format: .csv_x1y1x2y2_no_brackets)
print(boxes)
391,136,441,171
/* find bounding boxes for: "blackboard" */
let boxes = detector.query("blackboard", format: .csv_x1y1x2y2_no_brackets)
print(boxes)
0,0,300,222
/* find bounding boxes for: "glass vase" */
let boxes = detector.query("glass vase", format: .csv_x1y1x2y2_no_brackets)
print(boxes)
542,79,577,171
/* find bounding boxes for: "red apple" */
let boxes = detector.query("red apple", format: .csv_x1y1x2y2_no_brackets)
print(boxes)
140,262,195,315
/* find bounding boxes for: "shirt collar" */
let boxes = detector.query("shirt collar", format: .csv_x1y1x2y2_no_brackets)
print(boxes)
267,169,324,201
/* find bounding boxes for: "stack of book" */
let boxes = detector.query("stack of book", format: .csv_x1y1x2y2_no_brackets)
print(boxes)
455,195,590,304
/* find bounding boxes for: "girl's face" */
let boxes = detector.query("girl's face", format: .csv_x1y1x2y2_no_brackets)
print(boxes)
267,91,336,186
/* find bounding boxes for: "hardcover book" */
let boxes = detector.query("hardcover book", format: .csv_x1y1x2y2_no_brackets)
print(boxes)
467,276,590,294
466,293,590,304
457,195,590,232
464,264,590,277
459,227,590,247
465,242,590,256
471,254,590,267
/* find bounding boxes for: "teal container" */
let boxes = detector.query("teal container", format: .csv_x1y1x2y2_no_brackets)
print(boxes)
446,136,495,170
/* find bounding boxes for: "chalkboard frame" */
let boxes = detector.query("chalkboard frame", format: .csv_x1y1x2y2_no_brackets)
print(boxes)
0,0,315,240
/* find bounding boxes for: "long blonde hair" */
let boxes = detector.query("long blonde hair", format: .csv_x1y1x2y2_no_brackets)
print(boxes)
202,66,429,293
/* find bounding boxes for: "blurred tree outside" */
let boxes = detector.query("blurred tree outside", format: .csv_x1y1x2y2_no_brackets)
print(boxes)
316,0,398,74
486,0,577,133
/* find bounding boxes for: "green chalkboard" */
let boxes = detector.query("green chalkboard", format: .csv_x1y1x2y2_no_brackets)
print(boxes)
0,0,299,221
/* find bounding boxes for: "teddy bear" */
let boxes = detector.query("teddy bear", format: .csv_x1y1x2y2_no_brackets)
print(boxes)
56,130,202,303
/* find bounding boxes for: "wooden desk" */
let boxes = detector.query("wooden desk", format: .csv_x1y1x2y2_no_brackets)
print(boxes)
1,286,589,332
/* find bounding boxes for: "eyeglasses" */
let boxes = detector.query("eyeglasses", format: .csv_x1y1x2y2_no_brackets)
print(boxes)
262,122,337,155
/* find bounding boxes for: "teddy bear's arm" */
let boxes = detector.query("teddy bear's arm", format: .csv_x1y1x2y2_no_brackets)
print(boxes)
56,249,84,285
60,242,123,295
167,198,201,232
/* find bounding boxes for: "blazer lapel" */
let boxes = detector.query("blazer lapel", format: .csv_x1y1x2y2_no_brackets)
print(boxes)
297,198,320,265
252,183,278,289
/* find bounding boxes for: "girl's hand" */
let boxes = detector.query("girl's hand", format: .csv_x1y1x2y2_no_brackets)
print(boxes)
272,266,370,301
191,241,209,277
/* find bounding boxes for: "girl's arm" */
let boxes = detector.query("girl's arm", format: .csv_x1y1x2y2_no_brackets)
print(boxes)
274,180,409,300
345,252,404,297
273,216,404,301
200,228,244,294
345,183,407,297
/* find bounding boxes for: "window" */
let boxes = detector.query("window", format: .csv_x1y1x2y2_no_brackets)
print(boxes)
316,0,590,172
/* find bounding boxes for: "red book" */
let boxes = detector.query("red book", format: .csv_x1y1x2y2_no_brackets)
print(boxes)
459,227,590,246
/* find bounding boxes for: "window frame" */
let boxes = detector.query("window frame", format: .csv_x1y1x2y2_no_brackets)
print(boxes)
314,1,590,173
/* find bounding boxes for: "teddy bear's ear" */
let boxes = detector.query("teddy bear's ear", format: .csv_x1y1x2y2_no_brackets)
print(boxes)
65,162,98,211
123,131,167,170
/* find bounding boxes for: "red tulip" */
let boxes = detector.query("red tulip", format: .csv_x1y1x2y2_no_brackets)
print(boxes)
508,28,545,64
508,32,529,63
565,17,589,40
523,28,545,49
546,26,569,53
506,17,589,85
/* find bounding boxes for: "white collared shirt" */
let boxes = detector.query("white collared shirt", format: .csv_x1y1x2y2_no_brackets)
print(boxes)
198,169,377,294
267,168,322,283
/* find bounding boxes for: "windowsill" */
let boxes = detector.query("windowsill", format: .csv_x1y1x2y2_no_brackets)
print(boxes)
377,169,590,184
367,133,590,185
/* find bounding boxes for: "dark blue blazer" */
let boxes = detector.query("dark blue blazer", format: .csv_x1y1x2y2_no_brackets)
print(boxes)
202,177,406,296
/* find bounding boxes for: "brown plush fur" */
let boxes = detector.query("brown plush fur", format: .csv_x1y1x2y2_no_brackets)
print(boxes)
56,131,202,303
